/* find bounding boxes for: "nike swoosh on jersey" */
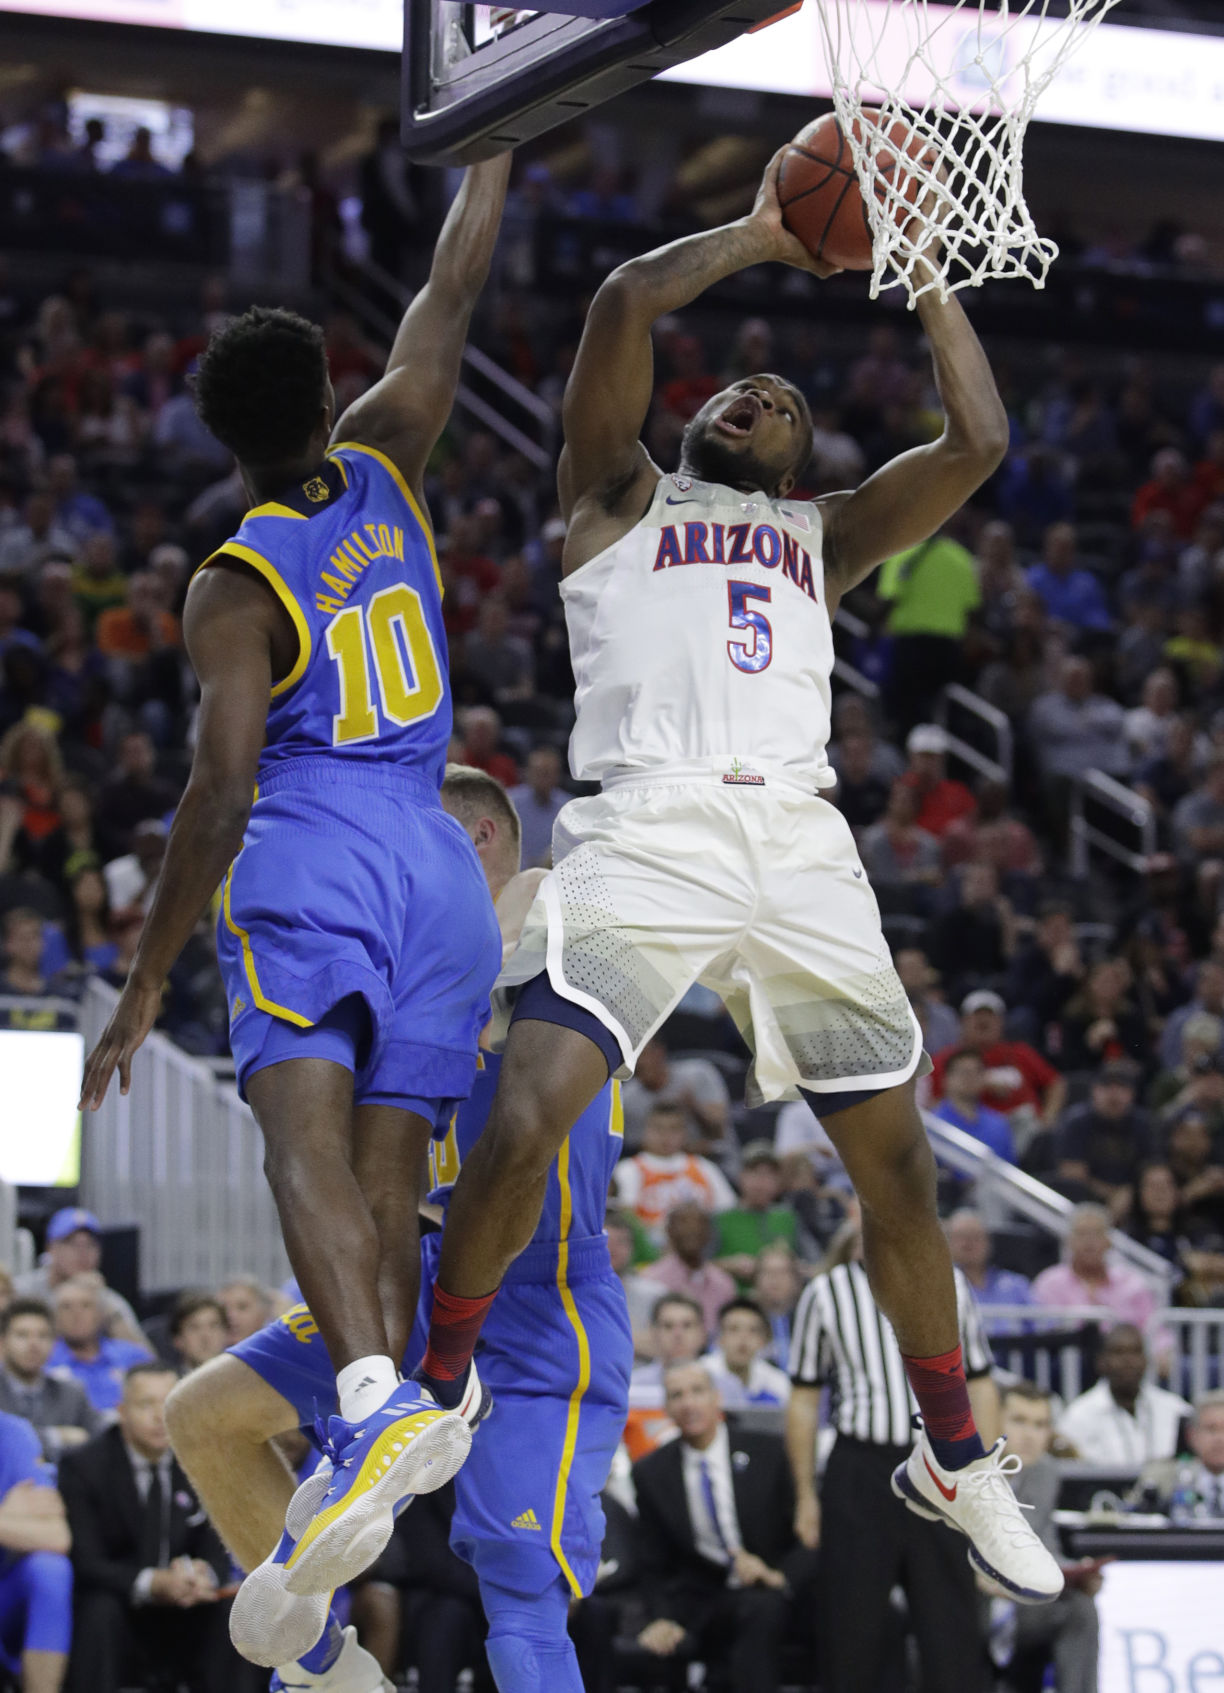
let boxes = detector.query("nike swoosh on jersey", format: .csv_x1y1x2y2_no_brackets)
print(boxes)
923,1456,958,1501
665,496,697,506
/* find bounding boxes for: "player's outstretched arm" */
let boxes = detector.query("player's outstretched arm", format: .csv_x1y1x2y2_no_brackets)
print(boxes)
820,261,1008,610
560,151,838,547
79,569,277,1110
331,155,512,499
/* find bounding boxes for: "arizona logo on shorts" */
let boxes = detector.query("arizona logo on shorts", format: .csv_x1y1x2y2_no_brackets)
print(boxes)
723,759,765,786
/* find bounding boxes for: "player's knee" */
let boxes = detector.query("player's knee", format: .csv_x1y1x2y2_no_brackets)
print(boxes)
483,1087,570,1183
484,1582,582,1693
166,1356,271,1450
855,1112,937,1224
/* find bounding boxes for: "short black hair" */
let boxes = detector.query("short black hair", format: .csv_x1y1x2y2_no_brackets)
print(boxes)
651,1292,704,1326
718,1296,769,1333
0,1298,54,1335
169,1290,226,1339
193,306,328,468
123,1359,178,1390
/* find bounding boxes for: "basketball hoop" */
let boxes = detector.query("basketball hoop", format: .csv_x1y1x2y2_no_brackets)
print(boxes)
813,0,1123,305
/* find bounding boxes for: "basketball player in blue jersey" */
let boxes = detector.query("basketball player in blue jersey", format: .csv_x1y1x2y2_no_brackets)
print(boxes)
165,769,632,1693
80,158,513,1607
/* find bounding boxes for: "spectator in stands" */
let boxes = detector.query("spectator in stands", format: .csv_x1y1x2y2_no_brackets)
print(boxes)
830,729,890,830
631,1362,810,1693
1025,521,1111,632
900,723,976,836
1150,1013,1224,1112
1028,655,1129,783
0,488,77,577
110,126,171,180
927,861,1017,999
1126,1163,1191,1284
1125,666,1181,764
753,1244,804,1369
1054,1061,1153,1216
629,1293,707,1404
1057,1325,1190,1464
713,1144,797,1287
1172,751,1224,863
931,1050,1017,1161
58,1363,236,1693
606,1213,667,1358
858,777,941,889
1161,961,1224,1070
70,532,127,635
1163,1112,1224,1265
876,527,980,733
893,946,960,1051
0,906,51,997
0,1407,73,1693
0,1299,100,1459
705,1298,790,1408
102,816,164,915
1132,447,1205,539
932,990,1066,1132
461,592,534,703
942,779,1042,883
1005,899,1084,1033
999,1382,1103,1693
828,694,904,785
620,1036,731,1158
649,1203,738,1340
454,703,518,785
167,1294,227,1375
0,723,61,856
92,731,177,861
14,1210,143,1343
93,570,179,661
49,865,119,985
44,454,110,543
216,1275,276,1345
616,1106,736,1246
508,743,566,869
1031,1205,1159,1333
1134,1391,1224,1515
945,1209,1032,1324
48,1279,150,1415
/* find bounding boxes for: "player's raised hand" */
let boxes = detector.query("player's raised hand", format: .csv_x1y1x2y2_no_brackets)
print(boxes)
746,149,843,279
79,978,163,1111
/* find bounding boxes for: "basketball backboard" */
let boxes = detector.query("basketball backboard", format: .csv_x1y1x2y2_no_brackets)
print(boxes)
401,0,797,164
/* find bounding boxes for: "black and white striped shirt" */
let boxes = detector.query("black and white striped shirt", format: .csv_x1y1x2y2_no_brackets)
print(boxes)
789,1263,993,1447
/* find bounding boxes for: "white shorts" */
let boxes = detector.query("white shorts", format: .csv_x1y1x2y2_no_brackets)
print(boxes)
496,773,923,1105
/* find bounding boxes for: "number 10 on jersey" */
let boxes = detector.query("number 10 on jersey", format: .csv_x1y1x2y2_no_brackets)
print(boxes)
326,584,443,745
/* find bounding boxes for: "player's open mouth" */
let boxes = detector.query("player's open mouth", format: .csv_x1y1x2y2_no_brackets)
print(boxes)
715,394,761,437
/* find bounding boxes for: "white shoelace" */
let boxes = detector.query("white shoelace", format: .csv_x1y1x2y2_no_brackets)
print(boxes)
956,1453,1041,1550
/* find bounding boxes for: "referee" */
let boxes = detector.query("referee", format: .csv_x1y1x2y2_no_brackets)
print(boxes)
786,1220,997,1692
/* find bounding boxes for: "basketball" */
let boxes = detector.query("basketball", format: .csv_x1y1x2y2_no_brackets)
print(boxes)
777,111,930,271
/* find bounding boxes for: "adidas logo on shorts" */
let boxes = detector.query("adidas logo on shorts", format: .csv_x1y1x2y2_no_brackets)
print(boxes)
511,1508,543,1531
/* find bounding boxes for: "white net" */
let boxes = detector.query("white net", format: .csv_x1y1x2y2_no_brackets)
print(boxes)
813,0,1122,305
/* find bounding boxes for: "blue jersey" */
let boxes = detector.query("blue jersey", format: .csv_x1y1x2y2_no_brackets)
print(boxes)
203,441,450,786
429,1051,622,1244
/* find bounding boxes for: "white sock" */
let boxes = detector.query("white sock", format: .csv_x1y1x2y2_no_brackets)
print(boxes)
337,1355,399,1423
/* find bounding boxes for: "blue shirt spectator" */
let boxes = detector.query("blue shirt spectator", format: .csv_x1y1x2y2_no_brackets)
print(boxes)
932,1049,1017,1163
946,1210,1033,1337
47,1279,150,1414
1025,522,1111,632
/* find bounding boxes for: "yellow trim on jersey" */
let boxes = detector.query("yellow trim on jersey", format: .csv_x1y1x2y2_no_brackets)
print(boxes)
327,451,350,489
328,440,443,600
197,540,312,699
609,1079,623,1138
245,500,309,522
549,1135,590,1599
222,858,314,1029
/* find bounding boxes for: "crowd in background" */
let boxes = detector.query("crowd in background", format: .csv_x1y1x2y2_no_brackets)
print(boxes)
3,128,1224,1690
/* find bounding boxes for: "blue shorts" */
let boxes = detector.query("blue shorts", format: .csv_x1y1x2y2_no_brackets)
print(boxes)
230,1229,633,1598
219,758,502,1106
0,1553,73,1661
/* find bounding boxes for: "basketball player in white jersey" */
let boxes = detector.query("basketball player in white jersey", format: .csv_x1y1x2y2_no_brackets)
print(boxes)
412,155,1061,1605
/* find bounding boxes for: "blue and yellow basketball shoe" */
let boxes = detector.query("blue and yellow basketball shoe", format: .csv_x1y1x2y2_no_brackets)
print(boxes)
283,1371,485,1595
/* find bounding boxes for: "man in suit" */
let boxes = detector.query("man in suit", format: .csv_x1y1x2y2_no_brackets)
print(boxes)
998,1382,1102,1693
0,1301,101,1461
1132,1389,1224,1515
56,1362,238,1693
631,1361,816,1693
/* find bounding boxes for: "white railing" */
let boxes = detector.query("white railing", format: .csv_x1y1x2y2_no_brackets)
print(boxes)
935,683,1013,784
79,981,288,1296
979,1305,1223,1404
1069,769,1156,877
924,1113,1175,1293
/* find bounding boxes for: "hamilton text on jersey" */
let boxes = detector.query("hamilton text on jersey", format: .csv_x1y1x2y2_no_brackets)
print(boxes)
315,522,408,614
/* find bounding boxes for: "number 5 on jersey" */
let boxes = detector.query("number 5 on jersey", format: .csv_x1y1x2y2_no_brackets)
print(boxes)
727,580,772,674
326,583,444,745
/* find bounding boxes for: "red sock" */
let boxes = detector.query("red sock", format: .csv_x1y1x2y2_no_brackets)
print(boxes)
421,1284,497,1385
901,1343,985,1470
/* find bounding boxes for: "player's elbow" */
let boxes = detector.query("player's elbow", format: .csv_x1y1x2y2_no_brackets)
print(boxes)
590,265,654,328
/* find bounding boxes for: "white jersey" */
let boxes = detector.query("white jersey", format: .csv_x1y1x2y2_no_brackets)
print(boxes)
562,472,836,790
